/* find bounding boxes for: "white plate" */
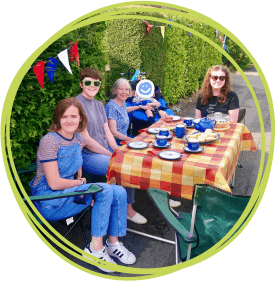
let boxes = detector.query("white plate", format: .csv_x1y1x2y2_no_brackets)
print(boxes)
158,150,182,160
147,127,160,134
173,116,181,121
155,133,173,140
127,141,149,149
152,141,172,149
184,133,220,144
184,146,204,153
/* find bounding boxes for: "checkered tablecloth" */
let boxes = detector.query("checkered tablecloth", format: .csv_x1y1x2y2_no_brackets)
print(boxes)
107,118,257,200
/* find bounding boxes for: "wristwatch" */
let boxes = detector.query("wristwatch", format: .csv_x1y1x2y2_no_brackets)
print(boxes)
80,179,84,185
139,105,141,109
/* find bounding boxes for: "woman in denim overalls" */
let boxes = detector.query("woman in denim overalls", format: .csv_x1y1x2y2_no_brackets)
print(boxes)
30,98,136,273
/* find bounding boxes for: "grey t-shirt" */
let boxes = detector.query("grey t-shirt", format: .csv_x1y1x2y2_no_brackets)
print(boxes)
76,94,108,153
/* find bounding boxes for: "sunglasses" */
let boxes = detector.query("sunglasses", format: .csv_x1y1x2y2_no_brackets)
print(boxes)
210,75,226,81
82,80,101,87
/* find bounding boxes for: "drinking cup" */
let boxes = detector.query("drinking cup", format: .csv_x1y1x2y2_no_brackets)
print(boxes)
187,139,200,151
184,117,194,127
156,135,168,146
159,128,169,136
175,124,186,138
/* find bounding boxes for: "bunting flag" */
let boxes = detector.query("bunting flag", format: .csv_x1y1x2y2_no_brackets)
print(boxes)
144,21,153,35
219,34,224,42
168,19,173,27
160,26,165,40
46,57,58,84
69,41,80,66
57,49,73,75
33,61,45,88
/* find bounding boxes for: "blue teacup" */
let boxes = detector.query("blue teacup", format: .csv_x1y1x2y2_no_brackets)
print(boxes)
159,128,169,136
175,124,186,138
187,139,200,151
156,135,168,146
184,117,194,127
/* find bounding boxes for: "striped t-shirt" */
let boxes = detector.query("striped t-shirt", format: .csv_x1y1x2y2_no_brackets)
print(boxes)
32,132,87,186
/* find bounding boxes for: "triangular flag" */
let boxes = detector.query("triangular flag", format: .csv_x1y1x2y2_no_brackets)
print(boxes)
69,41,80,66
219,34,223,42
57,49,72,75
144,21,153,35
160,26,165,40
168,19,173,27
33,61,45,88
46,57,58,84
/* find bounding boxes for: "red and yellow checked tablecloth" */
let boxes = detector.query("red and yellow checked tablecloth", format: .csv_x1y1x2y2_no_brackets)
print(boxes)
107,118,257,200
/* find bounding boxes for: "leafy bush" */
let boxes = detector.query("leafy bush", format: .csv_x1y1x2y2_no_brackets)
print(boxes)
221,36,252,70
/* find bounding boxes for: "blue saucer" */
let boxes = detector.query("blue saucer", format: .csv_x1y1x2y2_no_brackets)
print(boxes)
183,146,204,153
152,141,172,149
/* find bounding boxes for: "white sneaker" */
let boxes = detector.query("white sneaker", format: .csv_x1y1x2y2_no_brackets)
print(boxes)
105,240,136,265
169,199,181,208
83,245,117,273
127,212,147,224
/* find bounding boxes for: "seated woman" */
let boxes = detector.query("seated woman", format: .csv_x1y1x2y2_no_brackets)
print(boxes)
195,65,239,122
29,98,136,273
105,78,147,224
106,78,181,209
76,68,147,225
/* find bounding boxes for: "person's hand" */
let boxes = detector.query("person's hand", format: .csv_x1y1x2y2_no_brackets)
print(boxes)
91,200,94,207
141,105,154,111
78,177,87,185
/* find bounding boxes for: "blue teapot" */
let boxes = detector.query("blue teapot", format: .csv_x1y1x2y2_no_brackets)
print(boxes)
193,117,216,132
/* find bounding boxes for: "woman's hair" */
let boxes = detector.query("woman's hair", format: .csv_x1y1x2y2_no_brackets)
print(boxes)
110,78,132,98
48,98,88,132
200,65,232,105
79,68,103,83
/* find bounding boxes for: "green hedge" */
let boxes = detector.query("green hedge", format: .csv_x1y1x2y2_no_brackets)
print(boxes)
221,36,252,70
105,11,222,104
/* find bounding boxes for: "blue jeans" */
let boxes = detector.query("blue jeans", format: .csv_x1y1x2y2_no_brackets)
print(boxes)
82,149,135,205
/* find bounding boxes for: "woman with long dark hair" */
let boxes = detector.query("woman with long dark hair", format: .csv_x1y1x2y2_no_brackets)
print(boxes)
196,65,239,122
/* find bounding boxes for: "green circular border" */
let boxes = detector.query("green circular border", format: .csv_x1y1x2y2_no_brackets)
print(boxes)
1,1,274,279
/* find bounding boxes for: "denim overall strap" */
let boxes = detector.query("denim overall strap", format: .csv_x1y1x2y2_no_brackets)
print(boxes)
53,132,83,179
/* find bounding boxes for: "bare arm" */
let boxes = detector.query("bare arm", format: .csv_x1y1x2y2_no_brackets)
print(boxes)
195,109,202,118
228,108,239,123
149,100,161,107
127,105,140,113
104,122,118,152
108,119,132,141
79,128,112,157
43,161,86,190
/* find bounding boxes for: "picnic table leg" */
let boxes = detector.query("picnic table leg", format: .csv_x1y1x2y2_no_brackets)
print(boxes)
186,204,197,261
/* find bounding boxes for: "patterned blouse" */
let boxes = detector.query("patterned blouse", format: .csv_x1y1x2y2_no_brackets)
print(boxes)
105,99,130,138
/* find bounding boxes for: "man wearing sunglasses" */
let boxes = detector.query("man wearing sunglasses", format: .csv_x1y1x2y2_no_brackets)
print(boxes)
195,65,239,122
76,68,118,178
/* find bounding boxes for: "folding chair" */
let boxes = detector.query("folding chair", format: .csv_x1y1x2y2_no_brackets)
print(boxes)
230,107,247,188
16,162,103,250
147,184,250,263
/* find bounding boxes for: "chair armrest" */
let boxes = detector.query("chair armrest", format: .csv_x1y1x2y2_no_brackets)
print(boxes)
24,184,102,202
147,188,196,243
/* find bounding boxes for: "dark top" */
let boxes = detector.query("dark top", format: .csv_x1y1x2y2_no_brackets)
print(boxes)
196,91,239,117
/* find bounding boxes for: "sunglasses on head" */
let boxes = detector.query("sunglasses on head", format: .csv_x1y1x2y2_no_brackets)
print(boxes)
210,75,226,81
82,80,101,87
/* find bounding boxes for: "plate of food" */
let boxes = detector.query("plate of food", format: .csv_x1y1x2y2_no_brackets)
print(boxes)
184,129,220,144
127,141,149,149
173,116,181,121
147,127,160,134
158,150,182,160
